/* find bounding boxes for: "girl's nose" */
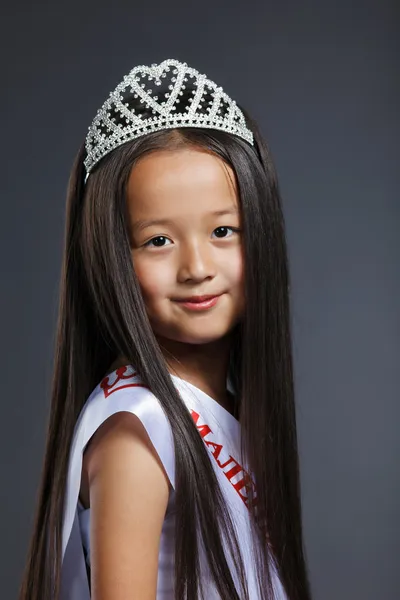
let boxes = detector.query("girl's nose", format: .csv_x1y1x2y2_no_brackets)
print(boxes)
177,241,217,282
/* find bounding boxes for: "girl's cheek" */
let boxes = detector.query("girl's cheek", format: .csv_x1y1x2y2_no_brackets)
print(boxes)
134,259,172,299
227,250,244,285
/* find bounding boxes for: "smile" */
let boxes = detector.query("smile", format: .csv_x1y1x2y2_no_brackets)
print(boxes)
174,295,221,311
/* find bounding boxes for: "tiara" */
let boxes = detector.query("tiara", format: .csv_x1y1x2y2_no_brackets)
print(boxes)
83,58,254,182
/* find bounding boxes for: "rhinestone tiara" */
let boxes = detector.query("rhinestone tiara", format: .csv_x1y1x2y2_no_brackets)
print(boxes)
83,58,254,182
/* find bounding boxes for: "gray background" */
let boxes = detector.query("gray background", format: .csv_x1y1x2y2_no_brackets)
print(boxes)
1,1,398,598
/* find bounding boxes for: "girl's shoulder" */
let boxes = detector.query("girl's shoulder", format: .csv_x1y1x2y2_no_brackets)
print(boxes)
73,364,176,490
61,363,176,586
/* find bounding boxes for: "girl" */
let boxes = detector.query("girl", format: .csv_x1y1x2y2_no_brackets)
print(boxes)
19,58,312,600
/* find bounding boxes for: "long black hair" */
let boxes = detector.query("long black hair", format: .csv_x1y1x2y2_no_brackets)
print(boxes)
18,96,312,599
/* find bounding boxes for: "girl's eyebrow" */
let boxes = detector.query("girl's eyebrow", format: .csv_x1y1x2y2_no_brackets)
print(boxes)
132,207,239,232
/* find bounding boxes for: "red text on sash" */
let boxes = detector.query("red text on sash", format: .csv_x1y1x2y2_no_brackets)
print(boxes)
100,366,149,398
190,409,258,509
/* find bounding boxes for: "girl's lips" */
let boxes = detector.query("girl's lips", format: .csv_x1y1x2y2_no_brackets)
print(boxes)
174,295,221,311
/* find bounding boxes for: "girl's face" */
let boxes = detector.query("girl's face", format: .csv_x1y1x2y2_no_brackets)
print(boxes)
126,146,245,346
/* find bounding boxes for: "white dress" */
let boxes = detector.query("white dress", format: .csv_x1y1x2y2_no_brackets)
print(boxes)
60,365,287,599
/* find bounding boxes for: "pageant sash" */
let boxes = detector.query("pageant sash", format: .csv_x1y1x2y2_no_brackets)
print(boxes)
60,365,286,599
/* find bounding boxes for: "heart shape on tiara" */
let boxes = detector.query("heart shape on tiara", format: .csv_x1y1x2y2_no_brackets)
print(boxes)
123,59,200,116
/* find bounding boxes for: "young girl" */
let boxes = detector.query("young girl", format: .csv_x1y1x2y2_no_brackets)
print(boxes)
19,58,312,600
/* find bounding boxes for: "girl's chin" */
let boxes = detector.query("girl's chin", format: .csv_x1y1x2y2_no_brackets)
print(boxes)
151,314,236,346
165,327,233,346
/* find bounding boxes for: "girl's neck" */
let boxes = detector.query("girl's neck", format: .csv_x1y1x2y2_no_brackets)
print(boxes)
106,333,236,415
156,333,234,404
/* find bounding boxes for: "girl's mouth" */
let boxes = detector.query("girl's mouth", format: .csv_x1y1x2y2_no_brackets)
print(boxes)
174,295,221,311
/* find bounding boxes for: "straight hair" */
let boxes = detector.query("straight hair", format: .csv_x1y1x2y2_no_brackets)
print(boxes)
19,107,312,599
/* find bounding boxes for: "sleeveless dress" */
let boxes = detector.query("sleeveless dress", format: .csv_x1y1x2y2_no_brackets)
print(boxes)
60,365,287,599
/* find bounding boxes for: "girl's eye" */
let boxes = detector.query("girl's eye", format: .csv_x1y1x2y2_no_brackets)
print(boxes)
143,227,240,249
212,226,240,239
143,236,172,249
